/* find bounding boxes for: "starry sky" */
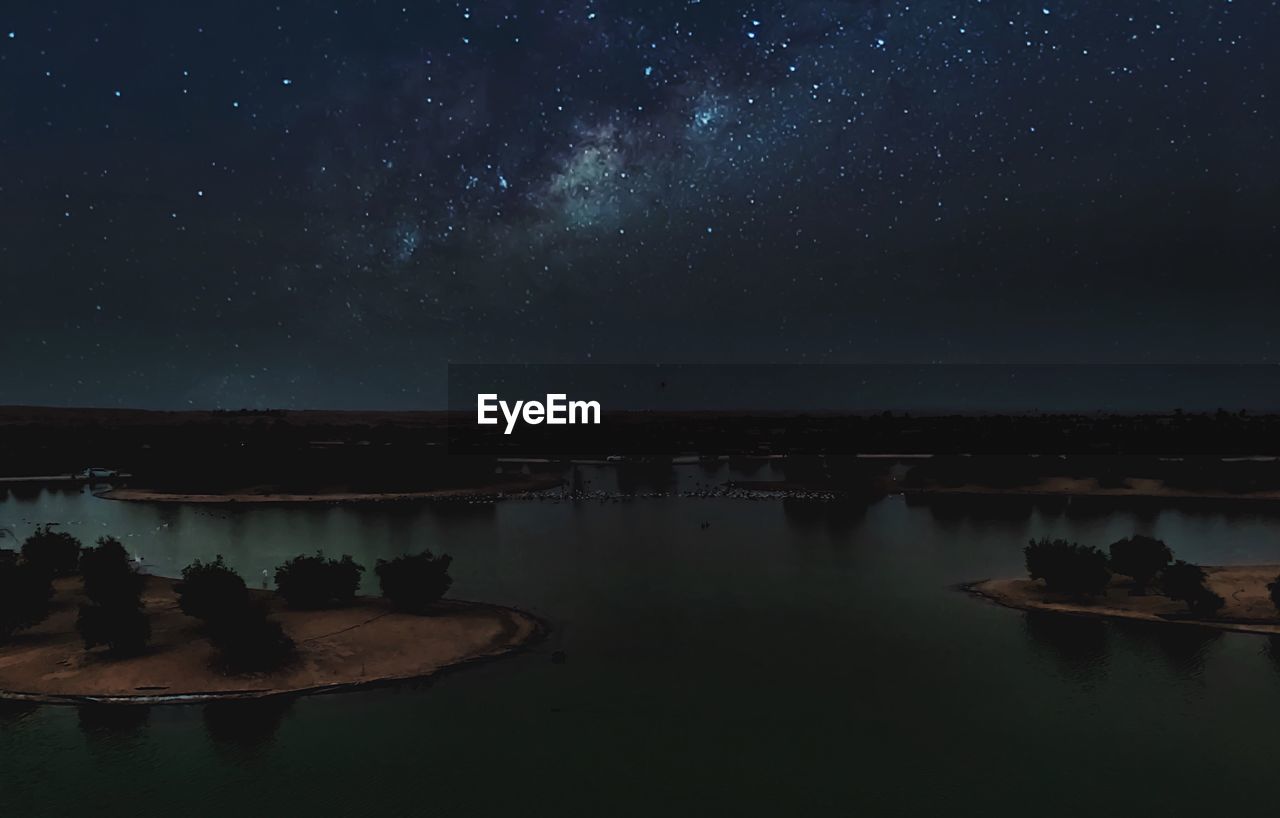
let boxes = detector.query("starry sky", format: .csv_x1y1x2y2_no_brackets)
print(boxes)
2,1,1278,408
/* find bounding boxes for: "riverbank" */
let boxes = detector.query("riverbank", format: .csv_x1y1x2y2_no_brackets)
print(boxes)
969,565,1280,634
0,577,543,704
908,476,1280,503
98,473,563,504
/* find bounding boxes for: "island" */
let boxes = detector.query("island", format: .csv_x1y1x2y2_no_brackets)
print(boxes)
970,565,1280,635
0,576,543,704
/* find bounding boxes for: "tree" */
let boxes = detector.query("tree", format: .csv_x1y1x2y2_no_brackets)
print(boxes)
75,536,149,655
375,550,454,614
21,525,82,577
0,561,54,640
205,601,295,673
1107,535,1173,594
175,556,248,621
273,553,365,609
1024,538,1111,597
76,604,151,654
1161,560,1225,615
79,536,143,607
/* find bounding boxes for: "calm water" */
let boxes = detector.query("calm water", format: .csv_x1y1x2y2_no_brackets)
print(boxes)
4,467,1280,817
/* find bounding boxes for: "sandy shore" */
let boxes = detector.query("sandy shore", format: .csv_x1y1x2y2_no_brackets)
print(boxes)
0,577,543,704
908,477,1280,503
970,565,1280,635
98,474,563,504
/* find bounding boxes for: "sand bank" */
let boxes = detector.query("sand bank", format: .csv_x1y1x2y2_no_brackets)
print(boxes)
0,577,543,704
98,474,563,504
910,477,1280,503
969,564,1280,635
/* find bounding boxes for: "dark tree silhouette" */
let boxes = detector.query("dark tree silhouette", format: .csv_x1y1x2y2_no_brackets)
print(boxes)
273,553,365,609
20,525,82,577
80,536,143,607
0,561,54,641
205,602,295,673
375,550,454,614
1107,535,1173,594
1161,560,1225,615
1024,538,1111,597
175,556,248,621
76,604,150,654
75,536,149,655
1269,574,1280,613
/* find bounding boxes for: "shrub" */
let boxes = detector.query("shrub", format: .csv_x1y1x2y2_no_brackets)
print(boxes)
175,556,248,621
1189,588,1226,616
1162,560,1224,615
1024,538,1111,597
375,550,453,614
205,602,295,673
0,562,54,640
21,525,82,577
1107,535,1173,593
79,536,144,607
76,603,151,655
273,553,365,609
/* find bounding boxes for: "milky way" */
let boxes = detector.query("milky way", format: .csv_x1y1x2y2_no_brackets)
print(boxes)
2,1,1278,407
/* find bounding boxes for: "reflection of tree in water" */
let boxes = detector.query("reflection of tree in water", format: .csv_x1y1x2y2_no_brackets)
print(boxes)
1115,620,1221,680
0,699,37,729
1024,611,1109,684
423,498,496,530
912,494,1037,524
77,703,150,743
203,696,293,753
616,461,676,494
781,497,868,537
1265,636,1280,675
727,456,763,477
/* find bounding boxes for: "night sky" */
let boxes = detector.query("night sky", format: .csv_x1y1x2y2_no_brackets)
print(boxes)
2,1,1278,409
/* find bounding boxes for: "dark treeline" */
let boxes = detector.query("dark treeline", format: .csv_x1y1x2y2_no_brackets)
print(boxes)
904,455,1280,494
3,407,1280,490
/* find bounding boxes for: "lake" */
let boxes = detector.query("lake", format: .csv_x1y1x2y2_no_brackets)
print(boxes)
3,465,1280,817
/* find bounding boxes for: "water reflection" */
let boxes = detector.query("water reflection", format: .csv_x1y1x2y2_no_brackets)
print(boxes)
1023,610,1109,684
203,697,293,754
1113,620,1222,680
0,699,38,728
1265,636,1280,674
77,703,151,745
907,493,1038,523
782,497,867,536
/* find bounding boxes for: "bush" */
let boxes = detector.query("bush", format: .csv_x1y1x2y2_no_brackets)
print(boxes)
1107,535,1173,593
273,553,365,609
1162,560,1224,615
205,601,295,673
375,550,454,614
79,536,144,607
76,603,151,655
0,562,54,640
175,556,248,621
1024,538,1111,597
21,525,82,577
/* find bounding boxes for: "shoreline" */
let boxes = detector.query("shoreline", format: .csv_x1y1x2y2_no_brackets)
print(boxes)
97,474,564,505
0,577,546,705
907,476,1280,504
967,565,1280,635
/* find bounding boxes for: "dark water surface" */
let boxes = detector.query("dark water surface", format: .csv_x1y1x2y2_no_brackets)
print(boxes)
3,469,1280,817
